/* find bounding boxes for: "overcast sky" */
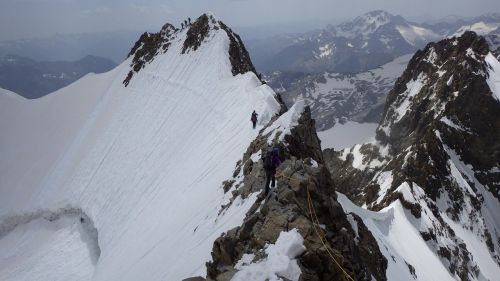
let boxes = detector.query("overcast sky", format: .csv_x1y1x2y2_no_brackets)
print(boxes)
1,0,499,41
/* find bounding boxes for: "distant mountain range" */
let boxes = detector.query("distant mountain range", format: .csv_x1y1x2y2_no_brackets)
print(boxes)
0,31,142,64
247,11,500,74
0,55,116,98
259,11,500,131
266,54,412,130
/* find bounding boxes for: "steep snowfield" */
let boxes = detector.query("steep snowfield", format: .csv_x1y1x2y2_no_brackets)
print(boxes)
486,52,500,101
0,20,281,281
338,194,455,281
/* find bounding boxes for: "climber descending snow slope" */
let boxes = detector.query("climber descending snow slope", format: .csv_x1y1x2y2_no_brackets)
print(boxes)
0,14,282,281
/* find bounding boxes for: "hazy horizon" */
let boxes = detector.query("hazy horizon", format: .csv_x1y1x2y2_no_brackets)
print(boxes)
1,0,499,41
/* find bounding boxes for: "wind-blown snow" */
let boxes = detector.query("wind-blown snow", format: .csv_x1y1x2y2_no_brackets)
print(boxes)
0,22,281,281
232,228,305,281
317,121,377,150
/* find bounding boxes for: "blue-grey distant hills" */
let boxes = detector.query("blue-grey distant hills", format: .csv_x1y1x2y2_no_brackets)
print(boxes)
246,10,500,74
0,31,142,64
0,54,116,99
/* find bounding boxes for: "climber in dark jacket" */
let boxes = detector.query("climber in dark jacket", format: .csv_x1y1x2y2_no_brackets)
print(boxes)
263,147,281,195
251,110,258,129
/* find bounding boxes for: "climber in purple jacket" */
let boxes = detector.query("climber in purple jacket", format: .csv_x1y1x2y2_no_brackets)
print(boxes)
263,147,281,195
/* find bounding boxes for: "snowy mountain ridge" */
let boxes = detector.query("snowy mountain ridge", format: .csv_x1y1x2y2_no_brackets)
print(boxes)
0,13,285,281
254,10,440,74
328,10,439,47
1,13,500,281
325,31,500,280
0,13,393,281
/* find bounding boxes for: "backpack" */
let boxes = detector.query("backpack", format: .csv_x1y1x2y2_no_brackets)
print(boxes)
263,151,273,170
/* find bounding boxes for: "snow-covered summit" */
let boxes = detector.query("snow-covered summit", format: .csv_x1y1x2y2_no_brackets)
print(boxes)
124,13,258,86
0,13,283,281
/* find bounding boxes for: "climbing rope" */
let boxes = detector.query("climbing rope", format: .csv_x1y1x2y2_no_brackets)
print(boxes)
275,171,356,281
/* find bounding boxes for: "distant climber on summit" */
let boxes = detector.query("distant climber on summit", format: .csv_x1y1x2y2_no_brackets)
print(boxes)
251,110,258,129
263,147,281,196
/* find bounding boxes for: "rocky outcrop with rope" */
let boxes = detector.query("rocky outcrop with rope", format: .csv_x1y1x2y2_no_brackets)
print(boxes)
189,106,386,281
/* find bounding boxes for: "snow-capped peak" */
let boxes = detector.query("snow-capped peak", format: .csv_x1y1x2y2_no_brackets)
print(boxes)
124,13,257,86
334,10,398,37
0,13,282,281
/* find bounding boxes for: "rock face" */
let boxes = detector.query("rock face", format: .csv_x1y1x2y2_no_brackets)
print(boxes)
197,107,387,281
123,23,177,86
324,32,500,280
124,14,260,86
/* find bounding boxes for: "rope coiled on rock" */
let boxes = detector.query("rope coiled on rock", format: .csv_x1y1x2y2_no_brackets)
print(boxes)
275,171,356,281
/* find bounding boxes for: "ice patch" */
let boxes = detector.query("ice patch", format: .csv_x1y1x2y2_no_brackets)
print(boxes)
375,171,393,204
392,74,426,123
440,116,470,132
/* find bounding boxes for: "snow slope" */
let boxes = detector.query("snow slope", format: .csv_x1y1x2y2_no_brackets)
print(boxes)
0,16,282,281
338,193,455,281
486,52,500,101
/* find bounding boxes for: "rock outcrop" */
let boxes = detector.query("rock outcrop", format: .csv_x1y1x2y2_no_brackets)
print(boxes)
324,32,500,280
191,106,387,281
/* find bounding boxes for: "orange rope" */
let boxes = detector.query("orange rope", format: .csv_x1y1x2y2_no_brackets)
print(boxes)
276,172,355,281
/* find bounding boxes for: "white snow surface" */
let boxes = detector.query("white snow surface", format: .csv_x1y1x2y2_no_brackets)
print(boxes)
486,52,500,101
317,121,377,150
391,74,427,123
396,25,440,46
338,193,456,281
231,228,305,281
0,216,95,281
263,99,305,142
453,22,500,37
0,22,282,281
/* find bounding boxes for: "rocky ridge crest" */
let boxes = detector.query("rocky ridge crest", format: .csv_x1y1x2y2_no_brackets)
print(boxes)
123,14,259,86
